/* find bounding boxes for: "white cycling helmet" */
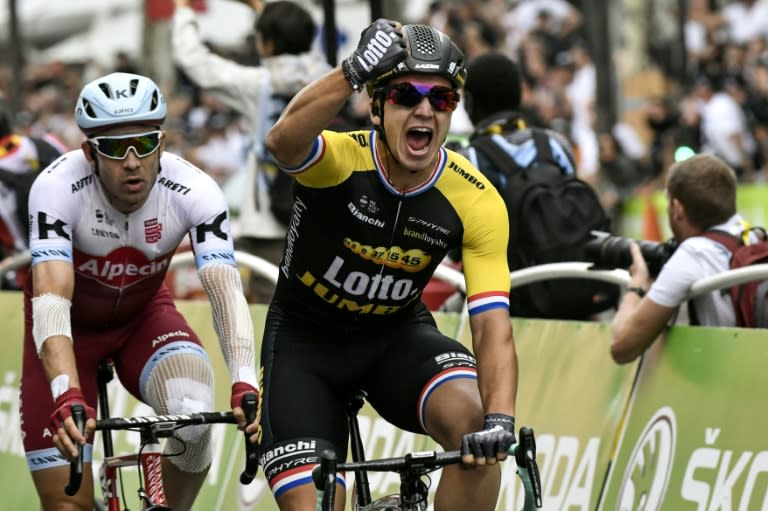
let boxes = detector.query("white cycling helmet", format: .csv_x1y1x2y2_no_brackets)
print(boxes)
75,72,167,136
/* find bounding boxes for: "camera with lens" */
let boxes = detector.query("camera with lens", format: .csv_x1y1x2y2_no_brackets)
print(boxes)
584,231,678,278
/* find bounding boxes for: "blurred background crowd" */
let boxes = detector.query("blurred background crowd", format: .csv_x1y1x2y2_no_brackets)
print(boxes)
2,0,768,296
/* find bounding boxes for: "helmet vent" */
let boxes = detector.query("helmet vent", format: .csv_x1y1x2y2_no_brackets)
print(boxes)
129,79,139,96
81,98,97,118
409,25,440,60
98,83,112,98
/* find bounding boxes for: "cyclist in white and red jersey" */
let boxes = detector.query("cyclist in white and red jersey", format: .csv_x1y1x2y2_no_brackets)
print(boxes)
259,21,519,511
19,72,258,511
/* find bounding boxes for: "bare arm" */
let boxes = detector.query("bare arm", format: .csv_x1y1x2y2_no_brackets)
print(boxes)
610,243,676,364
264,68,351,168
469,308,517,416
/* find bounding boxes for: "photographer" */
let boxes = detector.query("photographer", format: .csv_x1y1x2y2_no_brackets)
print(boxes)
610,154,750,363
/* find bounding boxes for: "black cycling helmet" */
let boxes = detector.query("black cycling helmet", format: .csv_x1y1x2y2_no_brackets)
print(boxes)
366,24,467,95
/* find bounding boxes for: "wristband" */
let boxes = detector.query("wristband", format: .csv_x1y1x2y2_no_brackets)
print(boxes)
484,413,515,432
626,286,647,298
341,58,363,92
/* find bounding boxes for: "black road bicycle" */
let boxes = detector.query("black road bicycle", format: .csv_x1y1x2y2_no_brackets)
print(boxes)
313,392,542,511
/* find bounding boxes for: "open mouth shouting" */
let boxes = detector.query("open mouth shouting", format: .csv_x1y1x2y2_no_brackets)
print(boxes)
405,127,434,157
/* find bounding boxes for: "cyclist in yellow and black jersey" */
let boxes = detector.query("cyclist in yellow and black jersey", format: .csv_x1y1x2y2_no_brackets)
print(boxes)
273,127,510,323
256,20,519,511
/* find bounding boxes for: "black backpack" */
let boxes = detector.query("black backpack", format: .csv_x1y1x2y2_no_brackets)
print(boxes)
470,129,620,319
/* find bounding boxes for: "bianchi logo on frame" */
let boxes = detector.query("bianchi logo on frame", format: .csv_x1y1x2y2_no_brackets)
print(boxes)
617,406,677,511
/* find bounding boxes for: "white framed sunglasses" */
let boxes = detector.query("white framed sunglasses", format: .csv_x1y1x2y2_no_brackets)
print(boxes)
88,130,164,160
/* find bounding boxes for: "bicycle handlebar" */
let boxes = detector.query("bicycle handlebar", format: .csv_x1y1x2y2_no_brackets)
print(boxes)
65,408,256,497
313,426,543,510
64,404,86,496
239,392,260,484
516,427,542,508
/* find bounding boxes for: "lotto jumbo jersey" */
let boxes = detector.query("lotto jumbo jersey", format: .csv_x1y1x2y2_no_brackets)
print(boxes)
273,129,511,324
28,150,235,327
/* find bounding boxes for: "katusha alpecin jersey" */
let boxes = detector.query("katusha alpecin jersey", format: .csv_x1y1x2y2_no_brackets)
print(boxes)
28,150,235,327
273,129,510,324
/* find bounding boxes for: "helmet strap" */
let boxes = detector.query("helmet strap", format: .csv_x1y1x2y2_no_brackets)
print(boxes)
374,96,404,172
89,145,101,177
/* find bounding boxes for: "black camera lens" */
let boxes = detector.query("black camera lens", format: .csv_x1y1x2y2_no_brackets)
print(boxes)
585,231,677,277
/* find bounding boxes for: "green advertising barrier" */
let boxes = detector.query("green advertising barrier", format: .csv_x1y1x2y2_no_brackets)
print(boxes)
598,326,768,511
457,318,640,511
618,183,768,241
15,290,762,510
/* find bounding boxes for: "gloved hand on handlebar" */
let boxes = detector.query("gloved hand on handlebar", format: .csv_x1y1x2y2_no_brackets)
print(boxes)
341,18,407,91
461,413,516,465
49,388,97,459
50,388,97,432
231,381,259,426
231,381,259,410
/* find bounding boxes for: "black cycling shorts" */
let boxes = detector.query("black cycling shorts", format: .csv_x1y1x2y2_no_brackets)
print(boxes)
257,301,477,495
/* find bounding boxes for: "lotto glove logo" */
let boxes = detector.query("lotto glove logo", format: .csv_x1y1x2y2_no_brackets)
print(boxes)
355,30,396,72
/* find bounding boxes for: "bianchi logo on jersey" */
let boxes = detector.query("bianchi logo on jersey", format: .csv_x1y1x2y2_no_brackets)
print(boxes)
617,406,677,510
347,201,385,228
75,246,174,288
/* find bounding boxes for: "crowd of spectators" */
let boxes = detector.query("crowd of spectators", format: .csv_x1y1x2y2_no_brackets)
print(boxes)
4,0,768,254
421,0,768,215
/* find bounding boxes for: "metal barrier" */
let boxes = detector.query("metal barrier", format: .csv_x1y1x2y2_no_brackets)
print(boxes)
688,263,768,297
0,251,32,278
168,250,279,283
510,262,631,289
5,247,768,304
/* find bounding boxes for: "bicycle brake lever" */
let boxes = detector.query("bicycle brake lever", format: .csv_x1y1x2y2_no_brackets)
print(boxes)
64,404,86,496
239,392,259,484
516,427,542,508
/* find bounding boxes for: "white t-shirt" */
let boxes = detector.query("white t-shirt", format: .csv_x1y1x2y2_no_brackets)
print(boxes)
647,215,749,326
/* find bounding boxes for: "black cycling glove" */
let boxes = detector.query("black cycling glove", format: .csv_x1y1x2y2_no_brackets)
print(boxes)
461,413,516,462
341,18,407,91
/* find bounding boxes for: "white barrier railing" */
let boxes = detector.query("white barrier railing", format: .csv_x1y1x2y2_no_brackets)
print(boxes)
168,250,280,283
0,251,32,278
5,248,768,303
510,262,631,289
688,263,768,297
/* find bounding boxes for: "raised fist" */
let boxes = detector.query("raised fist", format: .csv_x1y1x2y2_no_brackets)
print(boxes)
342,19,407,91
